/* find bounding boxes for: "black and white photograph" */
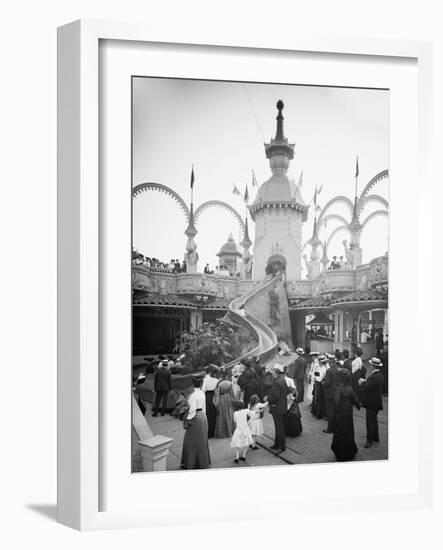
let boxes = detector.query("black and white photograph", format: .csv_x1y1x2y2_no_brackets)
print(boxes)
131,77,389,472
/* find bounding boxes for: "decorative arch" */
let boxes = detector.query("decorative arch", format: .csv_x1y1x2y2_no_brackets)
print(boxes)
326,225,350,250
361,209,388,230
319,213,350,230
318,196,354,226
194,200,245,235
357,169,389,209
358,193,388,216
132,182,190,220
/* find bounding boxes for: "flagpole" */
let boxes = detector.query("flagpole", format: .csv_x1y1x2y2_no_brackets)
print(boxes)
191,164,194,205
354,155,359,199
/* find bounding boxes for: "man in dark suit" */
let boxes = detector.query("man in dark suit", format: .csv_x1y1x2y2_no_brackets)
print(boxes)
153,359,172,416
291,348,307,403
359,357,384,447
323,358,341,433
266,364,289,452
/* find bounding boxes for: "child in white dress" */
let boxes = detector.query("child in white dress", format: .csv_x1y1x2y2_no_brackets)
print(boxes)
248,394,268,449
231,400,253,463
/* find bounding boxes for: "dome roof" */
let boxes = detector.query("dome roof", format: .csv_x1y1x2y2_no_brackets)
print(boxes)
217,233,241,257
250,175,308,221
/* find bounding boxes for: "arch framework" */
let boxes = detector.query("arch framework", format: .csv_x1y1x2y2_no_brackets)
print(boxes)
194,200,245,235
132,182,190,220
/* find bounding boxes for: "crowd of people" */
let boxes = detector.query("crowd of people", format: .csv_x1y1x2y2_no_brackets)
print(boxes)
133,252,187,273
307,347,385,460
328,256,349,270
203,263,241,278
143,346,386,470
178,358,305,469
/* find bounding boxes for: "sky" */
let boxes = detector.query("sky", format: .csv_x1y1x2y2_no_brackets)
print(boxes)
132,77,389,274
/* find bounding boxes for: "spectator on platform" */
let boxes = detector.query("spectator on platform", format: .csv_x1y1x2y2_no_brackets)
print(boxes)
248,394,267,449
230,400,253,463
204,263,210,274
181,259,187,273
360,329,370,344
181,376,211,470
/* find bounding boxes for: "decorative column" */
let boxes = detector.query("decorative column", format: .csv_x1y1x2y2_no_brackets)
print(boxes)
240,217,253,279
139,435,173,472
306,216,322,279
321,240,329,272
184,203,198,273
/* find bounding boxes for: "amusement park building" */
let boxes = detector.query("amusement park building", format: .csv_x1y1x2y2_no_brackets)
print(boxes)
132,101,388,359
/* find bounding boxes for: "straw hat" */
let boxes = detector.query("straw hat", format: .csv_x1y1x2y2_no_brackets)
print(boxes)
369,357,383,367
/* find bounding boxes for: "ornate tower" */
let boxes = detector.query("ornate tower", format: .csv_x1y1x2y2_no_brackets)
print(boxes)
216,233,241,275
240,218,253,279
250,100,308,282
306,216,322,279
184,203,198,273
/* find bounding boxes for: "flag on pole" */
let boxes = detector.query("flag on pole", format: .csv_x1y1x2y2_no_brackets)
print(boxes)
252,170,258,187
313,184,323,214
244,185,249,204
355,156,359,178
190,166,195,189
297,170,303,189
232,183,241,196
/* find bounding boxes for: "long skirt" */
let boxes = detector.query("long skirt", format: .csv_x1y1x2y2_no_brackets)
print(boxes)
205,390,216,438
181,412,211,469
311,382,326,419
215,393,234,438
284,402,302,437
331,411,358,462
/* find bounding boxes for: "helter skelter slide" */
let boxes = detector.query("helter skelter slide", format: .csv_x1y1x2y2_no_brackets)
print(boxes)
224,272,283,368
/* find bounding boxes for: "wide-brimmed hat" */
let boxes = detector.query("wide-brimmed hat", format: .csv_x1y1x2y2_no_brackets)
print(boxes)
369,357,383,367
273,363,285,373
296,347,304,355
310,351,320,356
318,354,328,363
161,359,169,366
325,353,335,361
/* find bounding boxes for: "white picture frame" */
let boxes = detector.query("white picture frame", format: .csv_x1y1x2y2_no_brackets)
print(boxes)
57,19,433,531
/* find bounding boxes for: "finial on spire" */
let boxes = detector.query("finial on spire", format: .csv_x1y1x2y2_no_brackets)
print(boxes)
275,99,285,141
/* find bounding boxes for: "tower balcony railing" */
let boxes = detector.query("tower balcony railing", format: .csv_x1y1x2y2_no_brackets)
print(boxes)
132,265,256,300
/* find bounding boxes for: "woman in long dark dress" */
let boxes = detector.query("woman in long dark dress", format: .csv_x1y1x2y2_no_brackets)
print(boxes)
201,365,218,438
239,363,261,407
331,370,361,462
311,355,328,419
214,368,235,438
284,374,302,437
181,376,211,469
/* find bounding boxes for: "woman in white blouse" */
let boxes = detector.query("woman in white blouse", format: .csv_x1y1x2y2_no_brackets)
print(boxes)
181,377,211,470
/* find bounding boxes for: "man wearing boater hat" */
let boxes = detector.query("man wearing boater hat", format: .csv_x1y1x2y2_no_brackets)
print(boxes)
359,357,384,448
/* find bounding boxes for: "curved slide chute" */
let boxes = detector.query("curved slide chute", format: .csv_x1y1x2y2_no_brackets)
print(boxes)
224,273,282,368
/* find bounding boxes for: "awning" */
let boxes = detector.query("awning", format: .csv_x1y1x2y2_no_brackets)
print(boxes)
306,311,334,326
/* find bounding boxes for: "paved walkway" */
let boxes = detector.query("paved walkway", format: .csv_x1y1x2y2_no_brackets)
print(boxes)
144,396,388,470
